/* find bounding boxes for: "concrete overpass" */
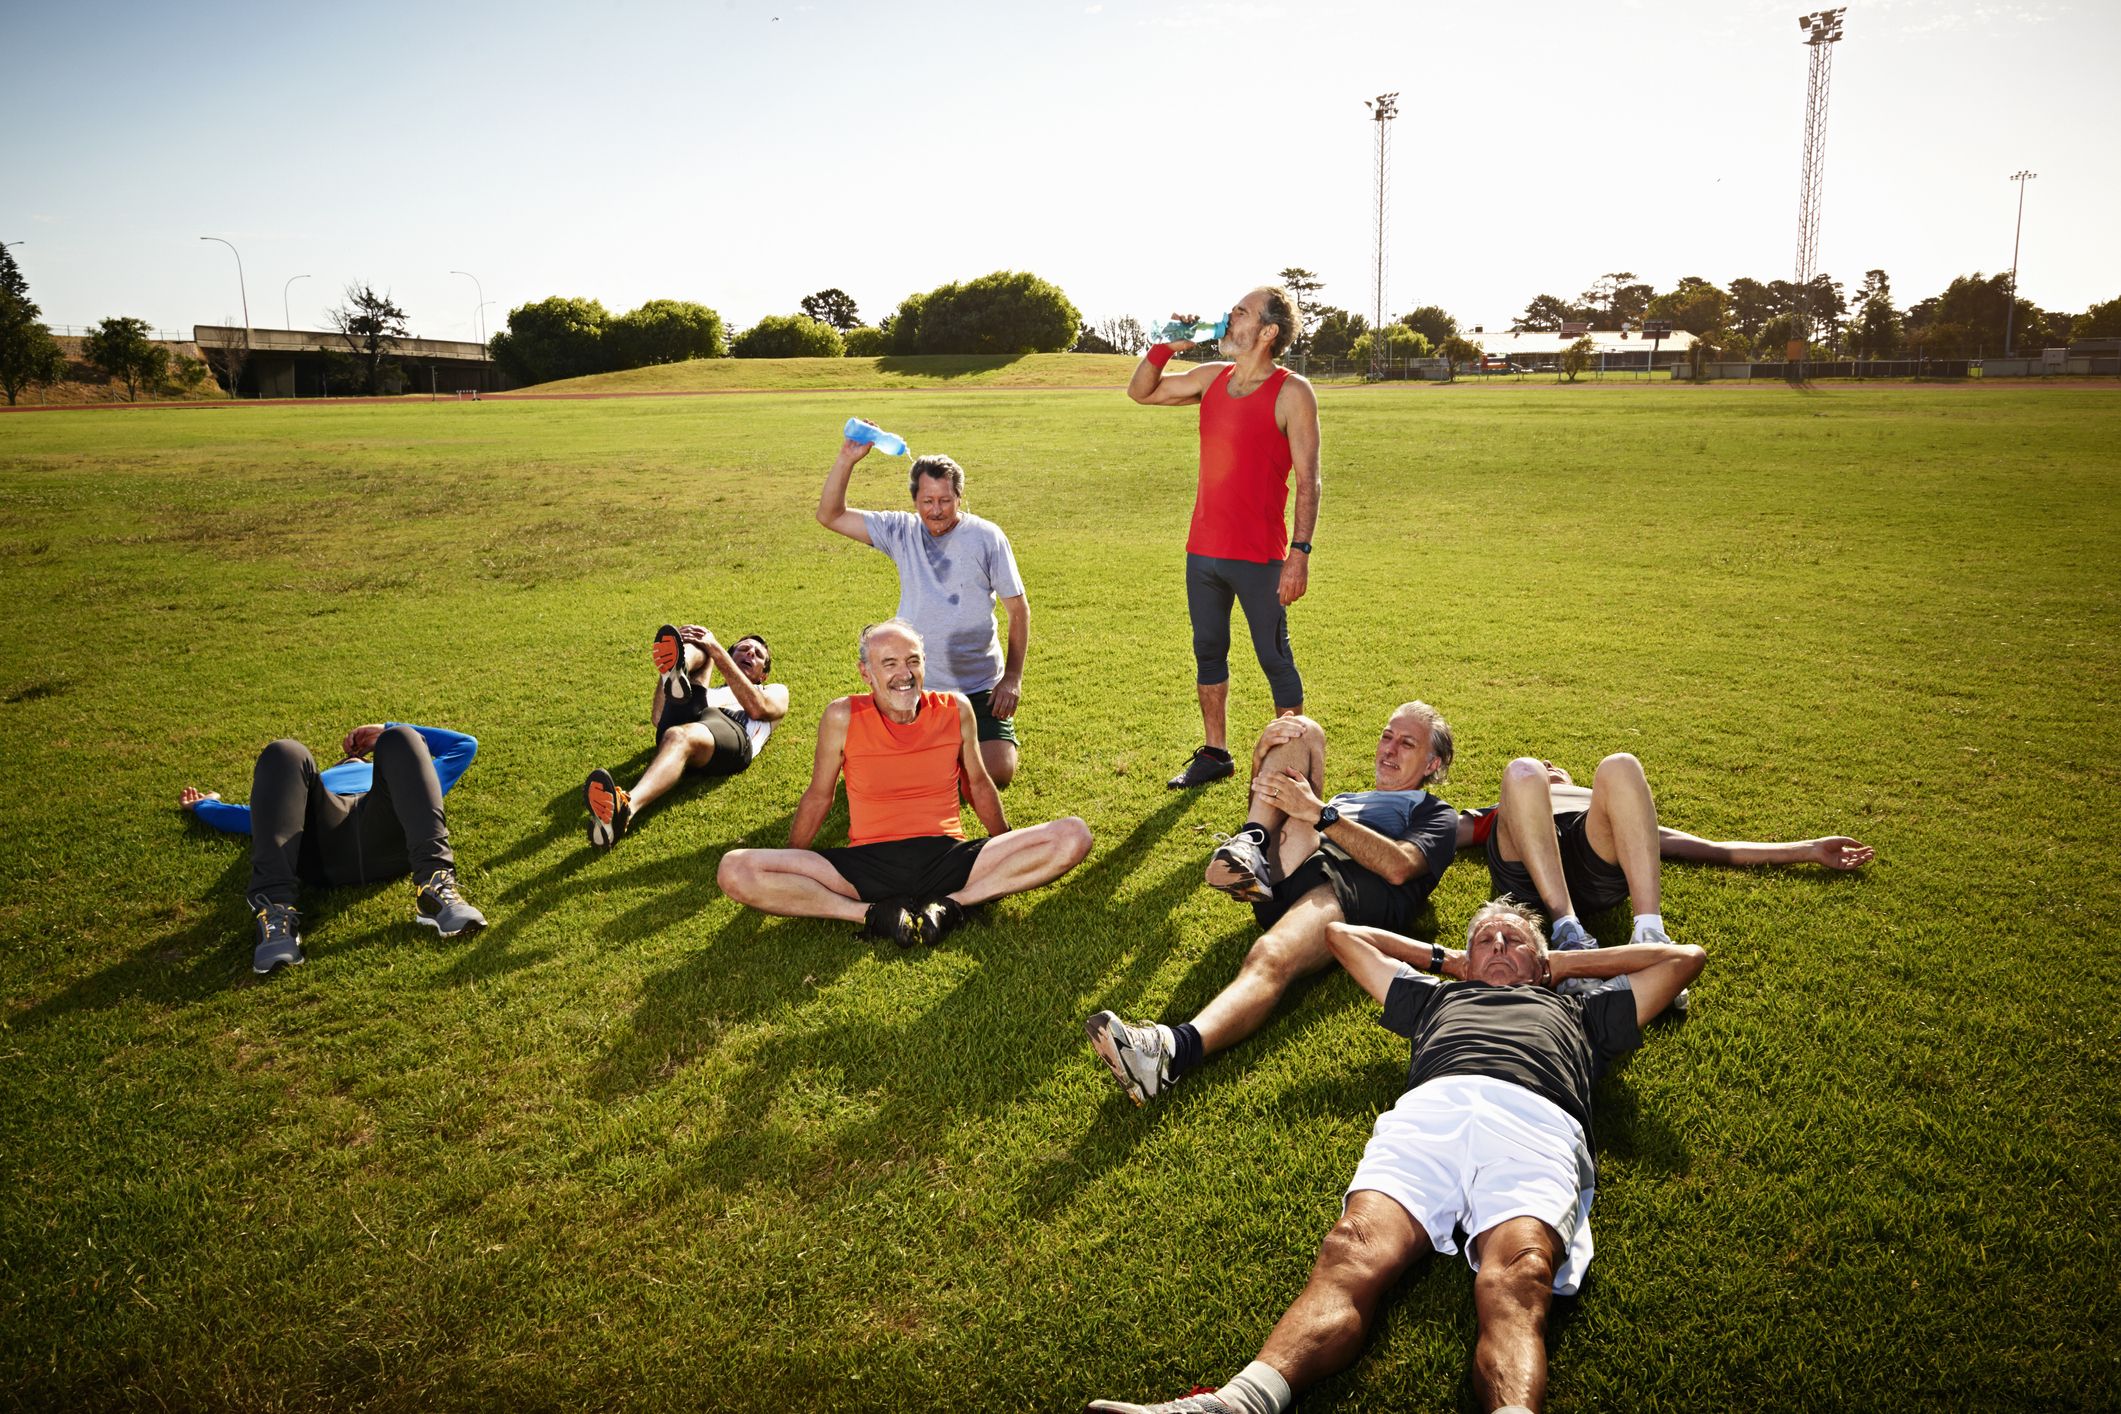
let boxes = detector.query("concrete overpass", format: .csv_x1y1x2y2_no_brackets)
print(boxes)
193,326,513,398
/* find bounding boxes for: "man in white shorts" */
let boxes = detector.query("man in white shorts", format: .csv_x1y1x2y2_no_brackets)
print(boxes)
1085,898,1703,1414
582,623,790,847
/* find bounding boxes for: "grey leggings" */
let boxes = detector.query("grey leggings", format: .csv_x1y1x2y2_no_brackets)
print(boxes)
1185,552,1303,710
246,726,453,907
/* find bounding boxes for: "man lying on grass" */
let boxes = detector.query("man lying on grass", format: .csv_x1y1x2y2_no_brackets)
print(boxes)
180,723,485,976
583,623,789,848
1085,703,1457,1104
717,619,1091,947
1086,898,1704,1414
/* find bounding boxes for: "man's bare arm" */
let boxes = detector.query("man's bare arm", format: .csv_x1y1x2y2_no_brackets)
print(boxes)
817,438,875,543
1545,941,1707,1027
989,593,1028,720
1328,922,1465,1004
1277,375,1321,607
957,697,1009,836
1659,827,1874,870
683,627,791,723
789,699,851,848
1126,344,1224,406
1262,769,1427,883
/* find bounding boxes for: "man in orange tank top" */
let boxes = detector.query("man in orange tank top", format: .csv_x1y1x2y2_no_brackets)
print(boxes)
717,620,1091,946
1127,285,1322,790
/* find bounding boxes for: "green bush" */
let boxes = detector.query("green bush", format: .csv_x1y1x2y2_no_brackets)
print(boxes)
882,271,1080,356
731,315,845,359
490,297,611,385
842,326,887,357
608,300,726,366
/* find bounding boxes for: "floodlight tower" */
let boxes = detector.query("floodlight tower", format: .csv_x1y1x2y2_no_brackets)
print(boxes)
1365,92,1399,380
2004,170,2037,357
1788,8,1846,367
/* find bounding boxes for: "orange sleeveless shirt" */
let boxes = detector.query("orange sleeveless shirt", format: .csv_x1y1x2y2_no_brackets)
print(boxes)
1188,364,1294,562
844,692,965,846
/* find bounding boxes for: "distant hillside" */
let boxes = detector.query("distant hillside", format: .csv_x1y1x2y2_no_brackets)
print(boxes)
500,351,1143,397
9,335,231,406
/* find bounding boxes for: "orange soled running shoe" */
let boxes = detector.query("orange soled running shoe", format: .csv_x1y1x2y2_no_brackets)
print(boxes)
584,767,633,848
651,623,688,699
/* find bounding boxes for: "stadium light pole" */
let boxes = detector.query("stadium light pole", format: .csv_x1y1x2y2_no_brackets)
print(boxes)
1788,8,1846,375
451,270,488,354
1363,92,1399,382
282,274,310,332
2004,170,2037,358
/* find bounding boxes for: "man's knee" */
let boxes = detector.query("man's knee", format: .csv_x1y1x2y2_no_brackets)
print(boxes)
1040,816,1093,868
1501,757,1549,793
1242,918,1331,989
717,849,760,900
1315,1205,1419,1292
1474,1227,1560,1309
1594,752,1646,786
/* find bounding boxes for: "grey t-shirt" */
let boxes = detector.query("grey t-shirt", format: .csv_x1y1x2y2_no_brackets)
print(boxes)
863,509,1025,694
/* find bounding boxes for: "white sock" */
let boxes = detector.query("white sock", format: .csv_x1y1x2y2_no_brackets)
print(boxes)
1215,1361,1293,1414
1631,912,1665,942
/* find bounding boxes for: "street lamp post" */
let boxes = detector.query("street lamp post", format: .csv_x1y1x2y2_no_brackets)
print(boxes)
2004,170,2037,359
282,274,310,332
200,235,252,397
450,270,487,350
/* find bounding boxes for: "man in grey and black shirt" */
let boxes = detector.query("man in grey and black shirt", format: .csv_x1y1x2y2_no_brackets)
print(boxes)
1086,899,1704,1414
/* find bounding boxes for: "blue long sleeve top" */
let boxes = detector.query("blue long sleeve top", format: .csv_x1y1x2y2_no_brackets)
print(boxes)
190,724,478,835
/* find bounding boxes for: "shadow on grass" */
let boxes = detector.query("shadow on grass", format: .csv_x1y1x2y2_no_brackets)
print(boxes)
873,354,1030,381
611,794,1205,1189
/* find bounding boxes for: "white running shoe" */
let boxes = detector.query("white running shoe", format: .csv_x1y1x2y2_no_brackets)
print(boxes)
1084,1010,1173,1106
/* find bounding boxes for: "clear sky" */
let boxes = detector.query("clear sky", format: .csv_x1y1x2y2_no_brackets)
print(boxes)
5,0,2116,343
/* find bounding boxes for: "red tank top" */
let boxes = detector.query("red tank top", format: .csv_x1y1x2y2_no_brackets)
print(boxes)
843,692,965,846
1188,364,1294,562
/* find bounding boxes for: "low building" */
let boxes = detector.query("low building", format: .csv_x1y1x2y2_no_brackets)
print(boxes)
192,326,511,398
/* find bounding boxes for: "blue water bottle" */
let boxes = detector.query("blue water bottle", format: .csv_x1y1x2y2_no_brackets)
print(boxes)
1151,315,1228,345
843,417,909,456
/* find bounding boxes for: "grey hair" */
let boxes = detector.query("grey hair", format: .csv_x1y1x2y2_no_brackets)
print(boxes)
909,453,965,498
1465,897,1549,958
857,617,924,667
1392,700,1454,787
1257,284,1301,359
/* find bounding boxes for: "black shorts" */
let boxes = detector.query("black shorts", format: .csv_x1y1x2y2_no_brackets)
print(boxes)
816,835,988,903
658,696,755,776
964,689,1018,745
1486,809,1631,915
1255,848,1413,933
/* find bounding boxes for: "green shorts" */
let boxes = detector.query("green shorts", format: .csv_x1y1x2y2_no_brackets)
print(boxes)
964,689,1018,745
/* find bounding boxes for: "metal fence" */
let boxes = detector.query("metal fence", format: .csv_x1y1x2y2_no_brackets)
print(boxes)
47,324,195,343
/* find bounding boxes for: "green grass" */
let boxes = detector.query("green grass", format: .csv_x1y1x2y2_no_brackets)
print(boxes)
514,350,1143,396
2,381,2118,1410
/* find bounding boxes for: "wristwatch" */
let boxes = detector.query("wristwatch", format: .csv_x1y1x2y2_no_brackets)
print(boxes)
1316,803,1340,830
1426,943,1446,975
1290,540,1313,555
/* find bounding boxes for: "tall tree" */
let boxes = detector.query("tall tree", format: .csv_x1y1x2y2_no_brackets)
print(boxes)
1582,271,1653,326
1847,294,1902,359
1646,277,1729,340
489,296,611,385
1397,304,1458,346
1276,267,1325,350
1096,315,1148,355
1726,278,1780,341
2075,295,2121,340
0,246,68,405
329,283,411,395
1511,293,1578,332
1308,307,1367,360
799,288,861,331
83,317,168,402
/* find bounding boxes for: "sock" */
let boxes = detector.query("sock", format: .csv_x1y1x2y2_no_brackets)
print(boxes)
1632,912,1665,942
1166,1022,1204,1080
1215,1361,1293,1414
1202,745,1233,761
1241,821,1271,842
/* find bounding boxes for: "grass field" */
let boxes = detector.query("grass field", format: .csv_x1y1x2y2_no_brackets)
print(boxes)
513,350,1145,396
2,380,2118,1411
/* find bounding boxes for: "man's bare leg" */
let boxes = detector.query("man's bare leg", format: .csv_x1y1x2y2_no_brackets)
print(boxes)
1207,716,1326,895
979,738,1018,791
949,817,1091,906
627,721,722,814
1492,756,1579,918
1254,1191,1433,1393
1189,886,1343,1054
1470,1216,1566,1413
1197,680,1230,752
1580,752,1662,915
716,848,867,923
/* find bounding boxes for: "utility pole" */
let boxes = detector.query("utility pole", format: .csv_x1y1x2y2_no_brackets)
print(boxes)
1365,93,1398,382
2005,170,2037,358
1788,9,1846,374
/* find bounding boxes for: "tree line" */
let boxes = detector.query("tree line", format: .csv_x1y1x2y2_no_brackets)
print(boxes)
488,271,1082,386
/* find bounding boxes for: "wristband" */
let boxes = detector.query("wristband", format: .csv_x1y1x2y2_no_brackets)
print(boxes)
1147,344,1175,369
1427,943,1445,975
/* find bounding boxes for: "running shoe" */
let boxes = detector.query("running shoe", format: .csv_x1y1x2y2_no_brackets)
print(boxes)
1550,916,1594,951
862,899,923,949
1204,827,1275,904
652,623,688,700
1084,1010,1173,1106
413,869,486,937
917,896,964,945
251,901,304,975
1086,1389,1239,1413
1166,746,1235,790
585,768,632,848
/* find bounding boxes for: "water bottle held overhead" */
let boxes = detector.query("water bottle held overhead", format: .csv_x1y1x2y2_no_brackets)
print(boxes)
1152,315,1228,345
843,417,909,457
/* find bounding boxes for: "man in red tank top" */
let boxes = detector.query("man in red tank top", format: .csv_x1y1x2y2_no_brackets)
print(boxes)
1127,285,1323,790
717,619,1091,946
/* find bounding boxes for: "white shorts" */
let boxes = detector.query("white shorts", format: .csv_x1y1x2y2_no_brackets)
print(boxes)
1346,1074,1599,1295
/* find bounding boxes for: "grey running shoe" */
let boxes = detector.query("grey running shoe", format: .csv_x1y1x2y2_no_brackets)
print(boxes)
1550,916,1594,950
1084,1010,1172,1106
1086,1391,1239,1413
251,901,304,975
1204,828,1275,904
1166,746,1235,790
862,899,923,948
652,623,688,700
585,767,632,848
1634,924,1674,945
413,870,486,938
1671,987,1692,1015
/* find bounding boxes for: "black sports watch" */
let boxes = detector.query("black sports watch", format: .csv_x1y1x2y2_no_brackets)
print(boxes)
1316,803,1340,830
1290,540,1313,555
1426,943,1446,975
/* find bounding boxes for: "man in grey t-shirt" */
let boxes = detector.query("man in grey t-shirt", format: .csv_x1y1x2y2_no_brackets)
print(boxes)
818,430,1030,787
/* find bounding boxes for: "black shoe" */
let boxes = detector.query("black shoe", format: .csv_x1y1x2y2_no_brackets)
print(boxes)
1166,746,1235,789
916,896,964,945
861,899,922,948
251,900,305,975
585,767,632,848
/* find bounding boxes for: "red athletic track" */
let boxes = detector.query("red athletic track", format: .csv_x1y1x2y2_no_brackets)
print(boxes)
0,386,1123,414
